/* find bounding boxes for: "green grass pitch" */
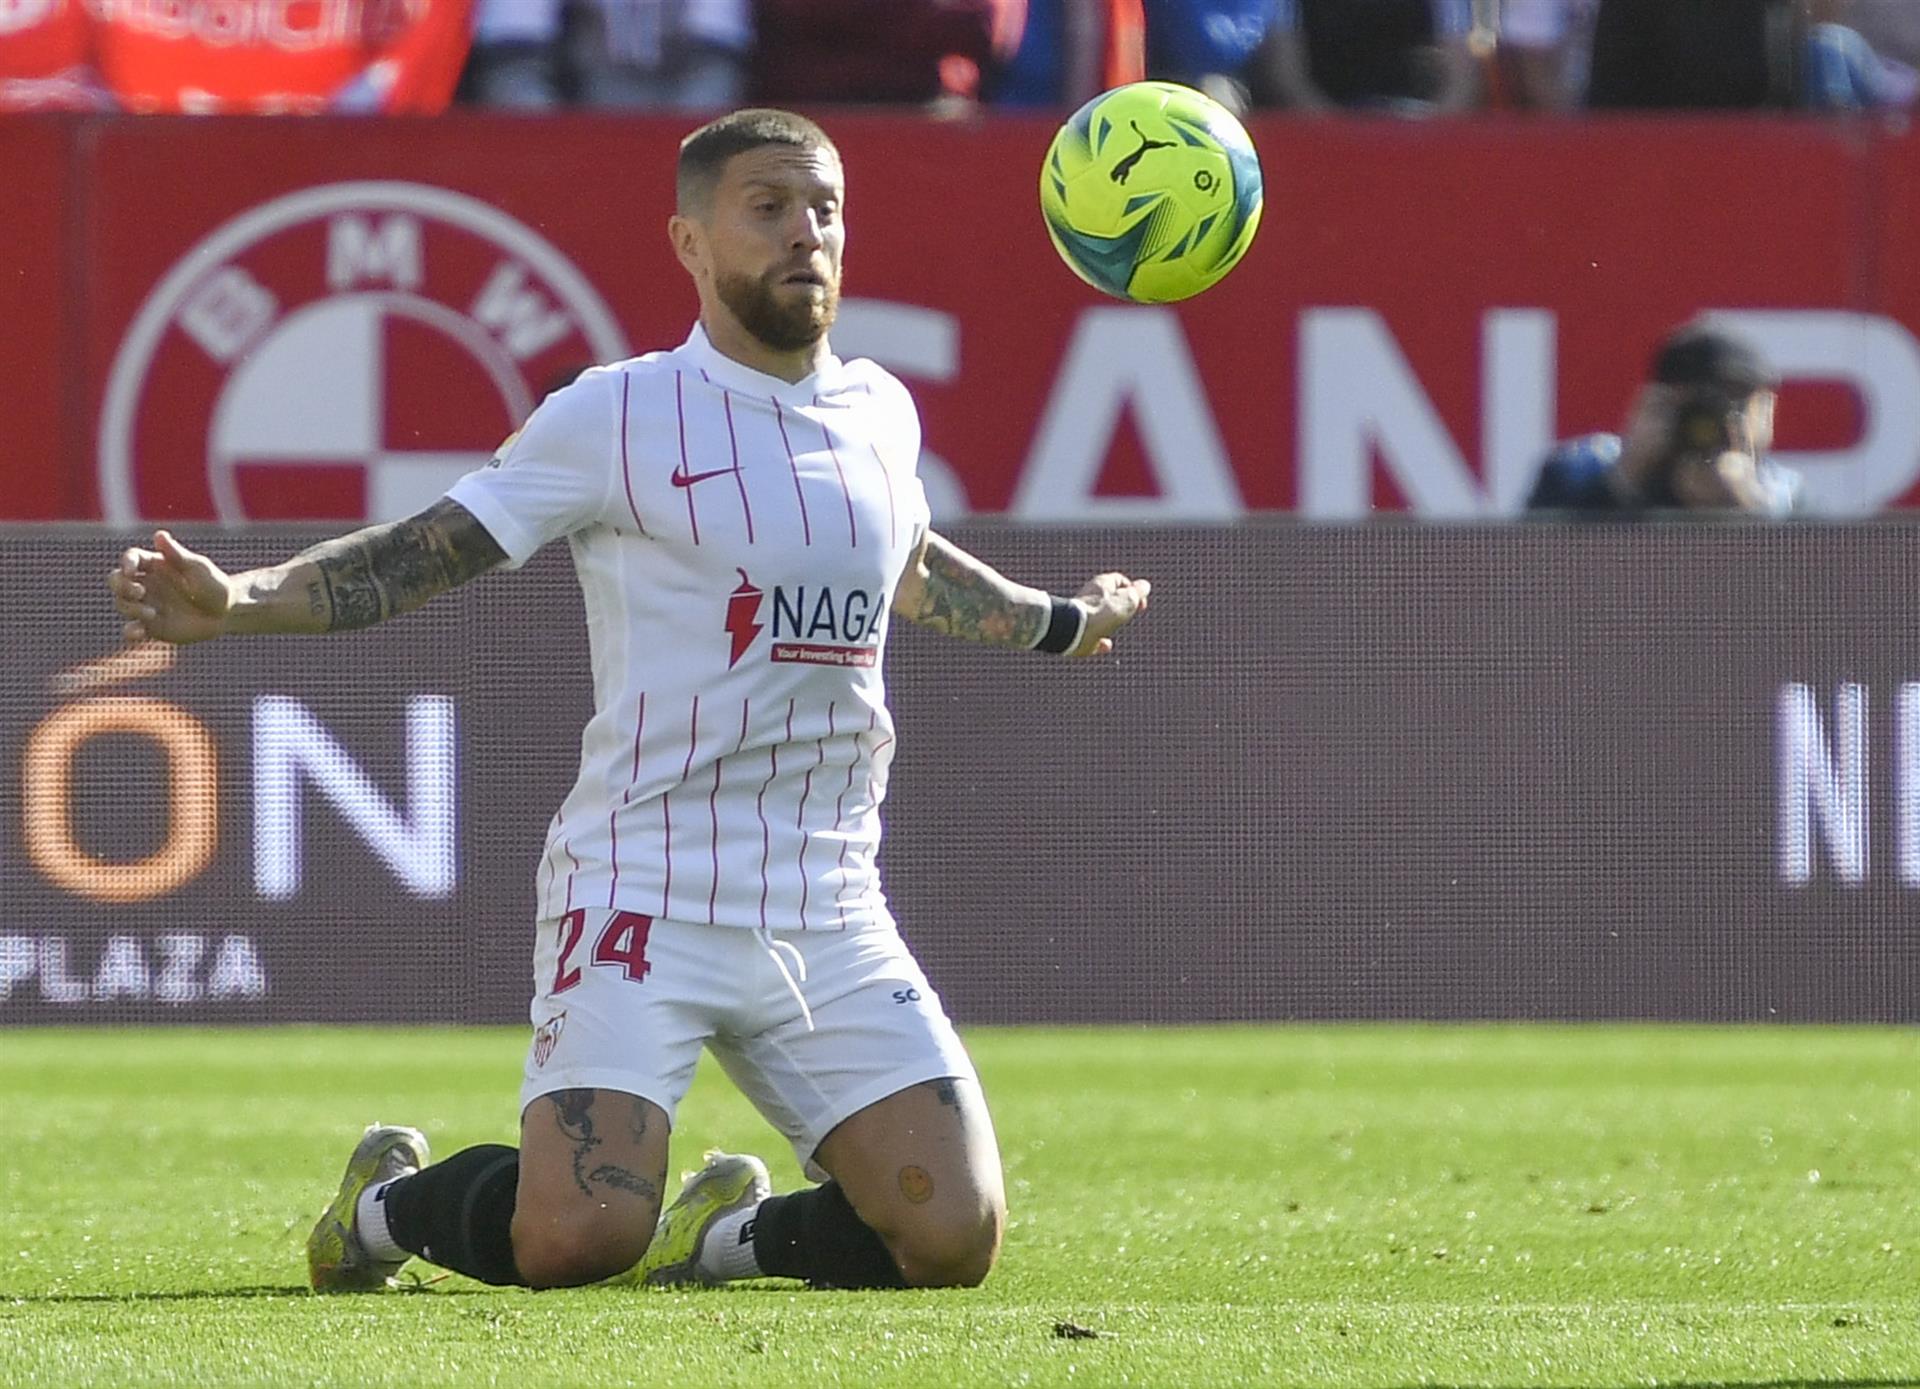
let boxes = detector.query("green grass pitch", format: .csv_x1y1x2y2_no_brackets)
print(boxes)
2,1025,1917,1388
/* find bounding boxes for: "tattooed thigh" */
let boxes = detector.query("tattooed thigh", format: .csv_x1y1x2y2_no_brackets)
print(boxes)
531,1088,663,1206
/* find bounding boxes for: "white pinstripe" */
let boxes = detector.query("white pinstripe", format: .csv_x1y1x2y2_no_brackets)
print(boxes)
466,326,929,934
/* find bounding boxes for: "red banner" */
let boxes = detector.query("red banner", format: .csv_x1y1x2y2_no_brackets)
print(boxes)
10,111,1920,522
1,117,77,519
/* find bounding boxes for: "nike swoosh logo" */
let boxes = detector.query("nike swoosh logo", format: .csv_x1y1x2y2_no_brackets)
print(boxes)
670,465,741,488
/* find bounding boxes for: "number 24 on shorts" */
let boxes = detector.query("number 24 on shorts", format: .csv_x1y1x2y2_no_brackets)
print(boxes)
552,909,652,993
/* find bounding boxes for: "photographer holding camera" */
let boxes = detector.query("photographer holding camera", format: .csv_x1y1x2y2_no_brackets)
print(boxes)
1527,322,1799,517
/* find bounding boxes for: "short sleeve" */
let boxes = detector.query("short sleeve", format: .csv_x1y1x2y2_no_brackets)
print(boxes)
445,368,617,569
891,380,924,484
903,471,933,536
854,365,922,468
881,374,932,532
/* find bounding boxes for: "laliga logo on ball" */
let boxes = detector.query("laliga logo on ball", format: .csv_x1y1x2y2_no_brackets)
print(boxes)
100,182,631,525
1040,81,1264,304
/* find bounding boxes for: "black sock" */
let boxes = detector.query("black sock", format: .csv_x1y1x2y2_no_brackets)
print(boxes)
750,1181,906,1289
377,1143,525,1287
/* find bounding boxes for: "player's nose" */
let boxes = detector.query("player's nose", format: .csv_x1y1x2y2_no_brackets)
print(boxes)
789,208,826,251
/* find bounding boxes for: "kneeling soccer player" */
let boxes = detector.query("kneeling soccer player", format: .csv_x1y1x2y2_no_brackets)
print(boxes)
108,107,1150,1291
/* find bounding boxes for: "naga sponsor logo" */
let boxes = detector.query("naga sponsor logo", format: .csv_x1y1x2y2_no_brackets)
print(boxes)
100,181,629,525
769,583,888,667
722,572,888,668
724,570,765,669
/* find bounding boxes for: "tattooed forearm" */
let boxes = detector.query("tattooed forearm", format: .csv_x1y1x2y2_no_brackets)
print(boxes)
895,533,1048,647
222,496,504,637
294,497,506,632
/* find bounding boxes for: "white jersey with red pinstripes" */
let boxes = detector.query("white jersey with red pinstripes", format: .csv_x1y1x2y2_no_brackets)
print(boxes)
446,324,930,932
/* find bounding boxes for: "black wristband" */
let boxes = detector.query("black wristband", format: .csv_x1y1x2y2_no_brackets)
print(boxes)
1033,597,1086,655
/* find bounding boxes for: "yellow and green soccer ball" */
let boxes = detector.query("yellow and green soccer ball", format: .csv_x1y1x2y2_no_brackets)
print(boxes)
1040,81,1264,304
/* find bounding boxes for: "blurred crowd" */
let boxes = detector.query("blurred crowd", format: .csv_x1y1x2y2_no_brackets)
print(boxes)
3,0,1919,116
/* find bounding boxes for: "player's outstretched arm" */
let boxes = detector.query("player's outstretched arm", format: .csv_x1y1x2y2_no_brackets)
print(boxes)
107,497,507,645
892,530,1150,658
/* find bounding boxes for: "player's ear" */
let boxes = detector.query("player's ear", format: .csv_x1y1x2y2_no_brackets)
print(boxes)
668,214,706,281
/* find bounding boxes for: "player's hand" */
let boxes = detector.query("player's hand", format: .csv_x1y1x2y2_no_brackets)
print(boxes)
107,530,235,646
1068,572,1151,658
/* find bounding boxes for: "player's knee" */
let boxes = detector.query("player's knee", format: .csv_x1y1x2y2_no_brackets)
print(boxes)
892,1196,1004,1288
510,1209,653,1289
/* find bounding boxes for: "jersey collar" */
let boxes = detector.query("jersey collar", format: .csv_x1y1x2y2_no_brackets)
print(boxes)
680,323,845,404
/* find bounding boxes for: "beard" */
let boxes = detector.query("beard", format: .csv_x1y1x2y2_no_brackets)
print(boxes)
715,264,839,354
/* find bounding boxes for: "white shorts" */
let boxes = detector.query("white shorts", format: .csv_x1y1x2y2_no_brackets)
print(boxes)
520,909,977,1176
